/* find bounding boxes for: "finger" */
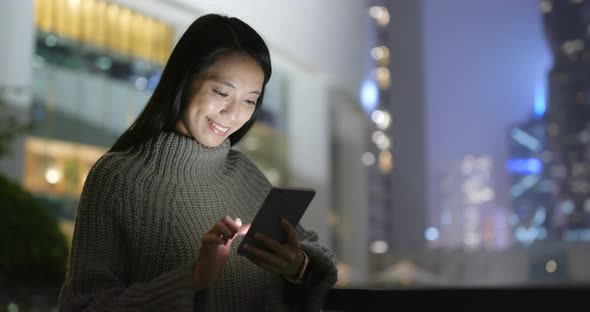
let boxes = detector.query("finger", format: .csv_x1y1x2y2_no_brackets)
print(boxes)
210,220,233,238
238,223,251,236
254,233,292,260
221,216,240,234
202,233,224,245
281,218,300,247
243,244,289,270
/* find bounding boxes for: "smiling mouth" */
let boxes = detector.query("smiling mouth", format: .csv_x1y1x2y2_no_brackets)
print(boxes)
207,118,230,135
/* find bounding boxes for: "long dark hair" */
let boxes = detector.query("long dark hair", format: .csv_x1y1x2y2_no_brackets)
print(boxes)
109,14,272,153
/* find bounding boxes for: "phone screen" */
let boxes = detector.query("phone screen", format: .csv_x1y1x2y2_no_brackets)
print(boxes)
237,186,315,256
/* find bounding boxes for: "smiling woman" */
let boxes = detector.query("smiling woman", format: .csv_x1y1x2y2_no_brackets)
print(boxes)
175,53,264,147
57,13,338,312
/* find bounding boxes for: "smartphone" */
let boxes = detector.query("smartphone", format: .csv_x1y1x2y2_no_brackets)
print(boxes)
237,186,316,256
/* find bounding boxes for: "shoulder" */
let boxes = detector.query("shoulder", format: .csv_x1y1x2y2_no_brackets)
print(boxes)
82,150,139,197
75,152,131,221
227,149,271,185
227,148,256,167
87,151,131,181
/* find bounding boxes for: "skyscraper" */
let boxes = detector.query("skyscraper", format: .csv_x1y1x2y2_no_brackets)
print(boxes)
438,155,511,250
507,117,553,244
509,0,590,244
364,0,427,254
543,0,590,240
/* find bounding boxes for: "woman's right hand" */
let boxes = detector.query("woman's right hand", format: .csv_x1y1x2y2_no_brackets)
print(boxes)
192,216,249,290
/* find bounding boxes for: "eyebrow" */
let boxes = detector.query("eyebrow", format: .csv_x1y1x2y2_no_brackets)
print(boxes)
213,79,261,95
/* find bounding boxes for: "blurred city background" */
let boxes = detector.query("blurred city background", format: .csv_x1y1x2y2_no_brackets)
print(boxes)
1,0,590,310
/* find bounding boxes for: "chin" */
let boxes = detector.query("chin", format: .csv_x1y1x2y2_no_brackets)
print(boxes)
201,141,221,148
197,135,225,148
190,124,229,147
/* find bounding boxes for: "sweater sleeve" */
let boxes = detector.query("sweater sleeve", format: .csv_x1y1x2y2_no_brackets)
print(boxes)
293,224,338,309
58,156,197,312
265,224,338,312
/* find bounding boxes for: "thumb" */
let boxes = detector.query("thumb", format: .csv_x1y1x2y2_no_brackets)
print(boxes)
238,223,251,236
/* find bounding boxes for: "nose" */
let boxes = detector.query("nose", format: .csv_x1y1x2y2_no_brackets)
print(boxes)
220,99,240,122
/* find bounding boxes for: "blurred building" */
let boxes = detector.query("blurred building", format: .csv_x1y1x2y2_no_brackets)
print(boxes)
362,0,428,256
436,155,511,251
362,2,395,256
507,118,554,244
508,0,590,246
542,0,590,241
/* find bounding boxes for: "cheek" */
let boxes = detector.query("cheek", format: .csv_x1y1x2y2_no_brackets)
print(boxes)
239,108,255,123
186,98,214,119
182,105,197,124
197,98,220,115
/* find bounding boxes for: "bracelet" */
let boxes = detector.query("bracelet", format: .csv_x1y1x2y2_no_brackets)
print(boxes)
283,250,309,284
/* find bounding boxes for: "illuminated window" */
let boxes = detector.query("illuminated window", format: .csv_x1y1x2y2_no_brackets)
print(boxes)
34,0,173,65
24,136,106,198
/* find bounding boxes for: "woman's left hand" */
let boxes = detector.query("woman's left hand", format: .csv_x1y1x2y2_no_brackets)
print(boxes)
242,218,304,278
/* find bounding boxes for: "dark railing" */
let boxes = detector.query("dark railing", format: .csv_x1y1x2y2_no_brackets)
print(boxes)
322,286,590,311
2,285,589,311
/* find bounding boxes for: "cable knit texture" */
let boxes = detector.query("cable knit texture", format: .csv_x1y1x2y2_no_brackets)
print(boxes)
58,131,338,311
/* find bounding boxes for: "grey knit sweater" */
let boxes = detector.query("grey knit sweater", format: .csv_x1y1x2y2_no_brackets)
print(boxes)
58,131,338,311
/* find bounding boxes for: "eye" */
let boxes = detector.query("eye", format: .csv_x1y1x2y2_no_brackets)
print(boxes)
213,89,228,97
245,100,257,106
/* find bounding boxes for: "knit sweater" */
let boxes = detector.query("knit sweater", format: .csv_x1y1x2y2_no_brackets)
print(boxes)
58,131,338,311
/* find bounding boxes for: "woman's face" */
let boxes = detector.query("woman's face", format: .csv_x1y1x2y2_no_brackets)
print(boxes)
176,53,264,147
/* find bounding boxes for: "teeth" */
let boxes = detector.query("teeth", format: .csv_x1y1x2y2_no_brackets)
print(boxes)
209,119,229,132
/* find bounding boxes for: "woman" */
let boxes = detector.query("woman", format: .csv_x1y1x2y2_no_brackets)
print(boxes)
58,13,338,312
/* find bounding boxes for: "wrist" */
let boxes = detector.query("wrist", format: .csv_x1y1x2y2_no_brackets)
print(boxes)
283,250,308,284
192,262,207,291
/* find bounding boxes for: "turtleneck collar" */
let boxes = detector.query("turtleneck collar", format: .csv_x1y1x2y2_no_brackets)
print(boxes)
157,131,230,165
128,131,232,186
